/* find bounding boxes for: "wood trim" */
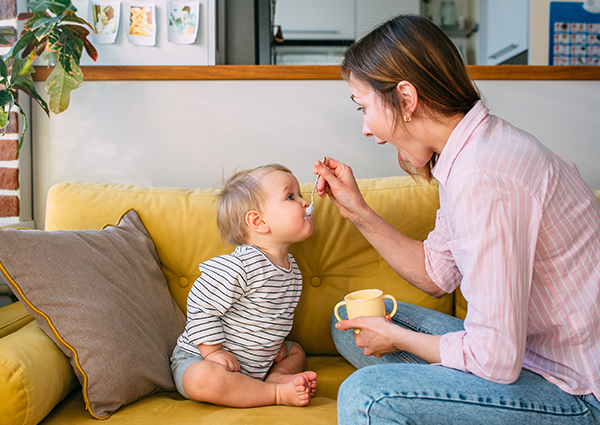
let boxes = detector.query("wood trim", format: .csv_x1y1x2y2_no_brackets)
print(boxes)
467,65,600,80
31,65,600,81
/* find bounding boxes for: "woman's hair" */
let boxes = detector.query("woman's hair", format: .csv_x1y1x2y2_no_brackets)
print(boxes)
341,14,481,182
216,163,293,246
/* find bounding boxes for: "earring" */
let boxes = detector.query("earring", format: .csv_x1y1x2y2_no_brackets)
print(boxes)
404,115,412,124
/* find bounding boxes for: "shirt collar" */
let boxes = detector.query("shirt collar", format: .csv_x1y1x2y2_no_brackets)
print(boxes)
432,100,489,185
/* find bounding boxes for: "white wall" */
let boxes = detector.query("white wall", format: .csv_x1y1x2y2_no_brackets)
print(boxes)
32,78,600,228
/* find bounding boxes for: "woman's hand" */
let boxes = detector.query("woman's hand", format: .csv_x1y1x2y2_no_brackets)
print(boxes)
314,157,371,222
335,316,443,363
335,315,399,358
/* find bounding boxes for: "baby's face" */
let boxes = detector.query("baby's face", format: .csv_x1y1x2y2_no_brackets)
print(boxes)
259,170,314,244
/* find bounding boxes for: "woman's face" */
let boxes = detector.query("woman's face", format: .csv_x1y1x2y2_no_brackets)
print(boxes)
349,77,436,169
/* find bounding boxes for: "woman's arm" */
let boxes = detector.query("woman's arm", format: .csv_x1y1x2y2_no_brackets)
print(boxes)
315,158,445,298
335,315,443,363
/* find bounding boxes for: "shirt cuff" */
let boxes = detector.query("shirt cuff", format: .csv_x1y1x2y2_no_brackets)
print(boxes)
439,330,468,372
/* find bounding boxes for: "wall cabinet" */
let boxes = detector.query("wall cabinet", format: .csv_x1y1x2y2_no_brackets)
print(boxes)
274,0,420,41
273,0,419,64
274,0,354,40
478,0,529,65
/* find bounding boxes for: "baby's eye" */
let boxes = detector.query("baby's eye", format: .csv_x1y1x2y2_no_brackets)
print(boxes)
287,194,295,201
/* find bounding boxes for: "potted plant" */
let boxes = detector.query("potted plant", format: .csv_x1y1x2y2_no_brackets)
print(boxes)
0,0,97,149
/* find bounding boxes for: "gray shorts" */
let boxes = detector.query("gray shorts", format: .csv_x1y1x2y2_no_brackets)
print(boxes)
170,341,294,399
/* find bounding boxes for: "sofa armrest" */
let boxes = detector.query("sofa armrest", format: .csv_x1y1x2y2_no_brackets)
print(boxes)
0,321,78,425
0,301,34,338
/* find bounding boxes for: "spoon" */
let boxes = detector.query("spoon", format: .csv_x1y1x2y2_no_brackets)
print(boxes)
305,173,320,218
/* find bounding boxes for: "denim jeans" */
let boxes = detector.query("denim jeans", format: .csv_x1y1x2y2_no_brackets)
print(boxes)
332,300,600,425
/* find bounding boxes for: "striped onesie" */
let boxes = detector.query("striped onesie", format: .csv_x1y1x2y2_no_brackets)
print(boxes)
176,244,303,379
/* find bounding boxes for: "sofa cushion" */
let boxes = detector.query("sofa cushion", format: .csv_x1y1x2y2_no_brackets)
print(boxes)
0,321,78,425
0,301,33,338
0,209,186,419
43,178,452,356
38,355,354,425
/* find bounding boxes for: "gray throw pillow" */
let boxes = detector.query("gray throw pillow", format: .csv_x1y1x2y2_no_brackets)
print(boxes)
0,209,186,419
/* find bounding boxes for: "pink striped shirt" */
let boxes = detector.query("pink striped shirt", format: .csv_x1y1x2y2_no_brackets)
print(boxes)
424,101,600,401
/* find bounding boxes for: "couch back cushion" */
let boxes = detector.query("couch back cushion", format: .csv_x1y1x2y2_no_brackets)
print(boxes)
46,177,451,355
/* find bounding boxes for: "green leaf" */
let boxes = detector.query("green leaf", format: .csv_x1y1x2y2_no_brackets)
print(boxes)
43,58,82,113
0,90,12,107
6,30,37,59
20,12,50,31
9,52,35,85
64,24,97,60
10,56,23,79
54,0,76,12
0,109,8,130
0,27,16,45
17,12,34,22
7,54,50,116
28,0,59,13
12,82,50,116
32,15,61,32
47,30,83,73
0,57,7,79
27,0,74,15
12,100,29,152
60,10,95,32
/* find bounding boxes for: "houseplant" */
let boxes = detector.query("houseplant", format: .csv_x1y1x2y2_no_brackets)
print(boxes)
0,0,97,150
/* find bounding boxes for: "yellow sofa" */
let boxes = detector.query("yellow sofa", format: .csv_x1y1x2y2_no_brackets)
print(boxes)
2,177,597,425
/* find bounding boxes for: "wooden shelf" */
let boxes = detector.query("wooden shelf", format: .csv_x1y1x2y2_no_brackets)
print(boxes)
31,65,600,81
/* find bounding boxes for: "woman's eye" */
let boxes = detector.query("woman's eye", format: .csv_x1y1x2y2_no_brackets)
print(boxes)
357,106,365,114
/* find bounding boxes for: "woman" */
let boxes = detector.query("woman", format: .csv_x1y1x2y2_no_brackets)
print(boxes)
314,15,600,424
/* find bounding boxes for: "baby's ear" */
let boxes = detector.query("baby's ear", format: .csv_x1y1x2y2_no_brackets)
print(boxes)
245,210,269,233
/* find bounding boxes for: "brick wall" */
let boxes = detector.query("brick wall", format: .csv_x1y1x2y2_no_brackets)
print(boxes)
0,112,20,223
0,0,20,224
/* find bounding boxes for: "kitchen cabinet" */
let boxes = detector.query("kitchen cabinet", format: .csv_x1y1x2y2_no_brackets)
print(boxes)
478,0,529,65
274,0,420,41
274,0,354,40
356,0,420,39
273,0,419,64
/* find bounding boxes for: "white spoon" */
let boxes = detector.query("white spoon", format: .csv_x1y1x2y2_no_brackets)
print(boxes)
305,174,320,218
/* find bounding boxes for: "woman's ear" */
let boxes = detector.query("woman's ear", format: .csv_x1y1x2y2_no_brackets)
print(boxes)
246,210,269,234
396,81,418,118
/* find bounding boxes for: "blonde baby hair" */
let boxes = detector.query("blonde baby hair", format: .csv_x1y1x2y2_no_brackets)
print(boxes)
217,163,293,246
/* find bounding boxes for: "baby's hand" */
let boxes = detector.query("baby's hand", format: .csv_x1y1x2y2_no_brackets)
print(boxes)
273,343,287,364
204,349,240,373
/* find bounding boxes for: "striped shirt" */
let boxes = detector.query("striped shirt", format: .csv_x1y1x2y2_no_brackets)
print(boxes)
424,101,600,401
177,244,303,379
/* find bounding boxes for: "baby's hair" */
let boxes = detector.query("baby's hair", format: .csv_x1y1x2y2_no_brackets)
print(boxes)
217,163,293,246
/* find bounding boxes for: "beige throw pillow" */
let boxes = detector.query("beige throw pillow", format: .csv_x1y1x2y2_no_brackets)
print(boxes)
0,209,186,419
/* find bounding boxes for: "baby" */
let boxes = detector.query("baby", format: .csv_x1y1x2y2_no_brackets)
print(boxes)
170,164,317,407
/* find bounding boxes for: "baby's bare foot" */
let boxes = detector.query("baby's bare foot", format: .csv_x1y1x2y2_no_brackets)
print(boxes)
269,371,317,397
275,373,317,406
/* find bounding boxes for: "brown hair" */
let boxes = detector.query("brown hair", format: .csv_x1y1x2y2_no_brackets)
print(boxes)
216,163,293,246
341,14,481,181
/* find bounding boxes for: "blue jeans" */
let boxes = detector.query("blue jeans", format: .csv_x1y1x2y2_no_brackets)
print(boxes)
332,301,600,425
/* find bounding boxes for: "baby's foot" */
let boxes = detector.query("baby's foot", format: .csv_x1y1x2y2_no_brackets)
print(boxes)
275,372,318,406
270,371,318,397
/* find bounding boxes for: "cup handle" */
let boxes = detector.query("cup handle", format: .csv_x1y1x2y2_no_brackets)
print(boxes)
384,295,398,318
334,300,346,322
